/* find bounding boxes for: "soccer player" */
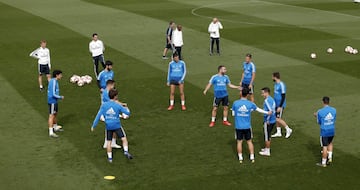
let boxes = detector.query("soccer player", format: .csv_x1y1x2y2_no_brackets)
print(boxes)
162,21,176,59
314,96,336,167
167,53,187,111
97,60,114,93
47,70,64,138
91,89,133,163
89,33,105,78
271,72,293,138
232,88,270,163
259,87,276,156
208,18,223,56
172,24,184,60
203,65,240,127
240,53,256,102
101,79,122,149
29,40,51,91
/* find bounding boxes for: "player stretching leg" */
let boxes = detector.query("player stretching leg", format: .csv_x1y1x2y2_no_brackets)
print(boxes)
271,72,292,138
259,87,276,156
91,89,133,163
167,53,187,111
314,96,336,167
29,40,51,91
204,65,240,127
232,88,270,163
47,70,64,138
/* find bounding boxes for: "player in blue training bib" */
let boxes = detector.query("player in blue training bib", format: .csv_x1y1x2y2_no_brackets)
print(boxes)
240,53,256,102
166,53,187,111
97,60,114,91
314,96,336,167
204,65,240,127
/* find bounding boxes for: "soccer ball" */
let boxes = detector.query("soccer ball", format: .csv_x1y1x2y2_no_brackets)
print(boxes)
310,53,317,59
77,79,85,86
345,46,353,53
327,48,333,54
353,49,358,54
84,75,92,84
70,75,80,83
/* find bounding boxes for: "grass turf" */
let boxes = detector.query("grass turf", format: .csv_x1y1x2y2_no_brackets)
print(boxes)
0,0,359,189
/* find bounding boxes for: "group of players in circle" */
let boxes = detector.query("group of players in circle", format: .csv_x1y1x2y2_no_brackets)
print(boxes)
29,28,336,166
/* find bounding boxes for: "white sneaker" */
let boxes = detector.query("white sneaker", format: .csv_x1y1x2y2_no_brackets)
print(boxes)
49,133,59,138
259,150,270,156
285,129,293,138
111,143,122,149
271,133,282,138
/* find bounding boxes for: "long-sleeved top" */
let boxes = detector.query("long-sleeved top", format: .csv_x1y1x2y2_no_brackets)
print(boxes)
172,29,183,47
29,47,51,67
89,40,105,57
208,22,223,38
47,78,62,104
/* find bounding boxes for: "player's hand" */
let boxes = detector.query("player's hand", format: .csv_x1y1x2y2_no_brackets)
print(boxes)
203,90,207,95
313,112,317,117
61,96,65,100
249,84,253,89
277,107,282,113
268,111,272,115
167,82,170,86
91,127,94,132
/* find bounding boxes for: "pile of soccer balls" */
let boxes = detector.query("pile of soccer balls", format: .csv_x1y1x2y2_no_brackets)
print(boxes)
70,75,92,87
310,45,358,59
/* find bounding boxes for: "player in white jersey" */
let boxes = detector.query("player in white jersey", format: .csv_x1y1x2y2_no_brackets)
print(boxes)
89,33,105,78
29,40,51,91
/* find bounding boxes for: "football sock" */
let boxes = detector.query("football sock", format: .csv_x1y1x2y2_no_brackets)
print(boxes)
53,124,57,129
123,146,129,152
111,138,116,144
322,158,327,165
211,117,216,122
276,127,281,133
285,126,290,130
328,151,333,159
250,154,255,160
238,153,243,160
170,100,174,106
107,152,112,159
40,85,43,88
49,127,54,135
181,100,185,106
223,117,227,121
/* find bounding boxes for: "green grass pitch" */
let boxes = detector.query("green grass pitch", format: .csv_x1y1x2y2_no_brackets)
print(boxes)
0,0,359,189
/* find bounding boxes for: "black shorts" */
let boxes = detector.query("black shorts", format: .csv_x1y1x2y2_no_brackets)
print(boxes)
320,136,334,147
241,83,254,94
106,128,126,141
48,103,58,115
39,64,50,75
213,96,229,107
275,107,284,118
264,122,276,141
169,79,181,86
236,129,252,141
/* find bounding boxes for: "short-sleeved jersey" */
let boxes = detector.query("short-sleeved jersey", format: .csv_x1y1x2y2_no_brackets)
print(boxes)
167,60,186,83
47,78,62,104
97,70,114,89
166,27,173,41
263,96,276,124
232,98,258,129
242,62,256,85
92,101,130,131
317,105,336,137
209,74,230,98
274,81,286,108
101,89,110,104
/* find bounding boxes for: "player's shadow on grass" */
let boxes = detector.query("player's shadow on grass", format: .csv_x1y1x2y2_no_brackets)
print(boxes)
307,140,322,162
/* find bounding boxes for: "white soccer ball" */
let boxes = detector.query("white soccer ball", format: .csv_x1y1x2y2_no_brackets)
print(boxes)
310,53,317,59
345,46,353,53
77,79,85,87
70,75,80,83
327,48,333,54
84,75,92,84
352,49,358,54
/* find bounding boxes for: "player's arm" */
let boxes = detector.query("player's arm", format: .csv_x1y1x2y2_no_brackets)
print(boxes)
203,83,212,95
256,107,271,115
96,74,102,89
249,72,255,88
48,50,51,69
89,42,92,53
52,81,64,100
239,72,244,85
29,48,40,59
167,63,171,85
91,108,102,131
218,21,223,29
101,41,105,52
180,62,186,83
228,83,240,89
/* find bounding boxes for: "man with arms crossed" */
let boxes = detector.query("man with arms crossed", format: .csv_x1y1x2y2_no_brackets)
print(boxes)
29,40,51,91
203,65,239,127
47,70,64,138
232,88,270,163
314,96,336,167
271,72,292,138
89,33,105,77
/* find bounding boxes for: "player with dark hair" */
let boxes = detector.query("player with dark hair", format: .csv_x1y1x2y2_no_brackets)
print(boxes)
271,72,292,138
259,87,276,156
97,60,114,93
240,53,256,102
162,21,176,59
314,96,336,167
167,53,187,111
204,65,240,127
47,70,64,138
91,89,133,163
232,88,270,163
29,40,51,91
89,33,105,77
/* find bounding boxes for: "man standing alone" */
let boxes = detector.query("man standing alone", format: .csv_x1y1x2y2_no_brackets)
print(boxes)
89,33,105,77
208,18,223,55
